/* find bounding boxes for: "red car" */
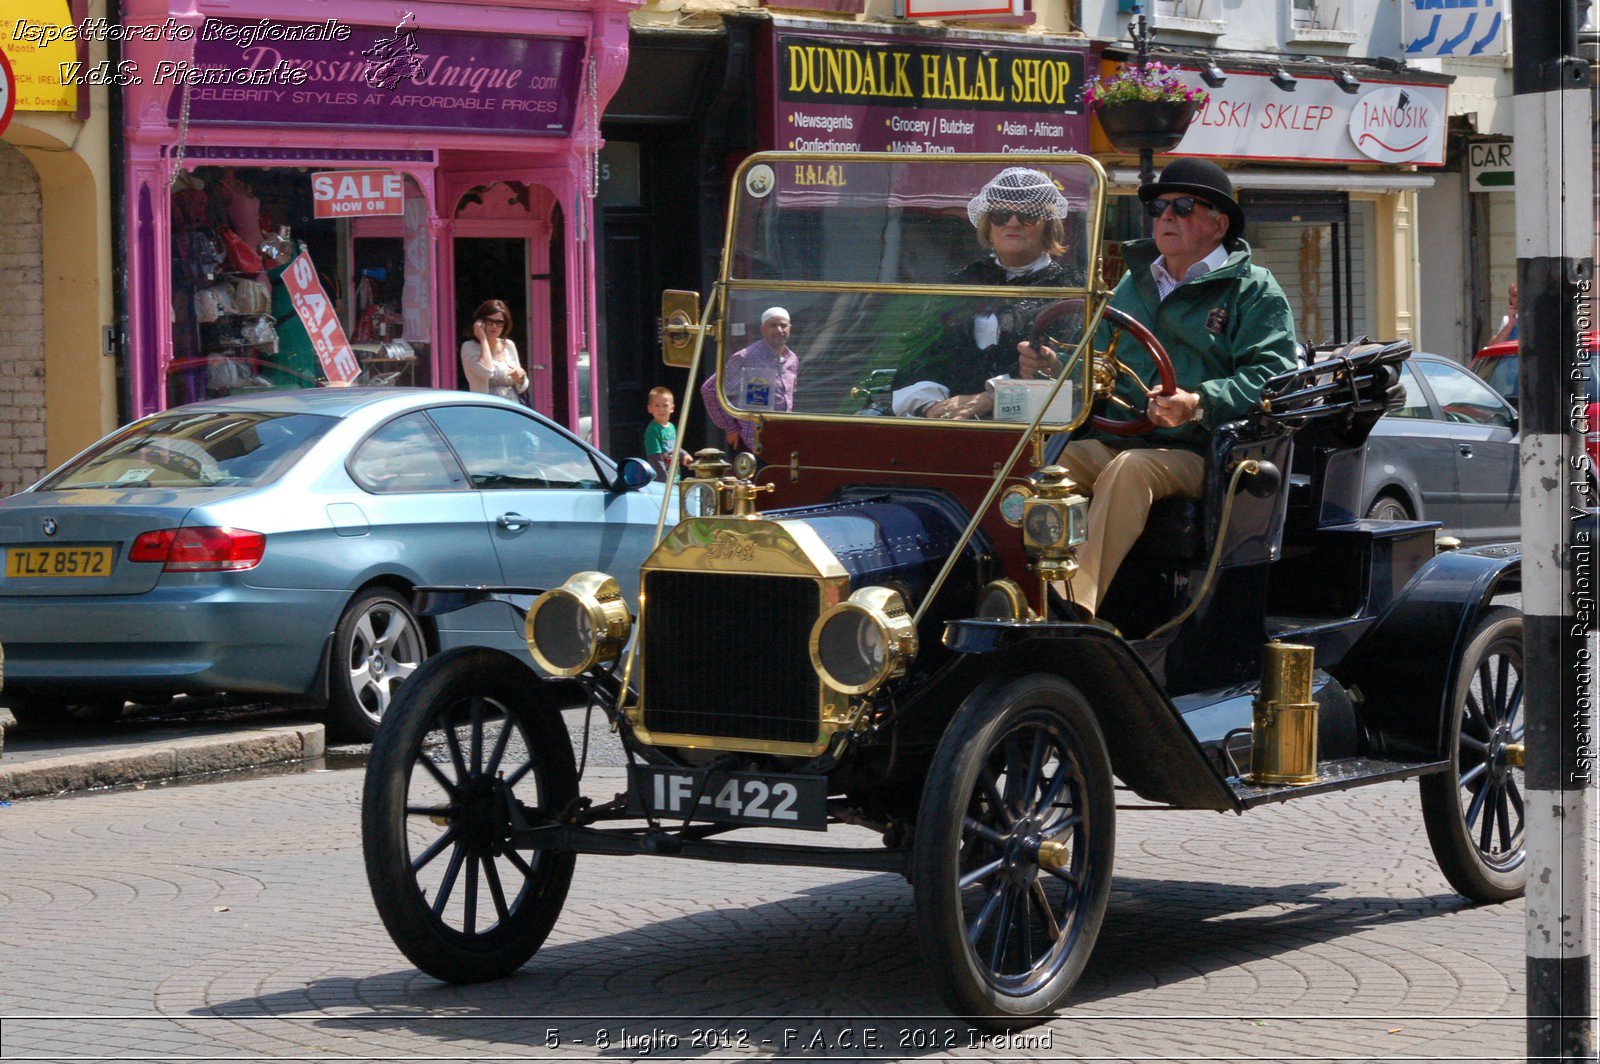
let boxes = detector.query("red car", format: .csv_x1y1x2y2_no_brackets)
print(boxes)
1471,332,1600,472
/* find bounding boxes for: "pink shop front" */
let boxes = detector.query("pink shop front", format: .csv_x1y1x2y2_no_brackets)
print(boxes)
120,0,636,436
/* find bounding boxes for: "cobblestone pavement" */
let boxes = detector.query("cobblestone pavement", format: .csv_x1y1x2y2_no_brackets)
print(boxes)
0,752,1559,1064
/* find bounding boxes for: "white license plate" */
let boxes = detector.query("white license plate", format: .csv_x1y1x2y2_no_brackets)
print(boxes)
627,766,828,831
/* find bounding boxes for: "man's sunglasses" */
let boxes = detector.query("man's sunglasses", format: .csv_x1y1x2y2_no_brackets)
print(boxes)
987,208,1044,226
1144,196,1211,219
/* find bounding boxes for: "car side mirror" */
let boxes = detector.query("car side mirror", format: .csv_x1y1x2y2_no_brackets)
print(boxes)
617,457,656,491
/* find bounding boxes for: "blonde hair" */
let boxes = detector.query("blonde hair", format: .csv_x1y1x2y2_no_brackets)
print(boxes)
647,386,675,403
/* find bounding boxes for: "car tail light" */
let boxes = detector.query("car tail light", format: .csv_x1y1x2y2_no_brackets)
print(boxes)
129,526,266,571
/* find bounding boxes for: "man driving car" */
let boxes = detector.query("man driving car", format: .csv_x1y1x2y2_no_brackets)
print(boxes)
1020,158,1297,620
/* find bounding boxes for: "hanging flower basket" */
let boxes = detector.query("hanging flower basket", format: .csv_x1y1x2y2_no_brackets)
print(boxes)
1081,62,1206,154
1095,98,1200,154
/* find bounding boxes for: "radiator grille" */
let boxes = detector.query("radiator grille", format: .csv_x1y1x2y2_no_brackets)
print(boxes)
641,570,822,745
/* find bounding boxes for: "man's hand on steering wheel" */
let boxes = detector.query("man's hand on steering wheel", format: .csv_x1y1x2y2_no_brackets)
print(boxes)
1146,386,1202,428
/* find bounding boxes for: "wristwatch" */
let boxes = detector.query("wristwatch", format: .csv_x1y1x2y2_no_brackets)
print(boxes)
1191,398,1206,424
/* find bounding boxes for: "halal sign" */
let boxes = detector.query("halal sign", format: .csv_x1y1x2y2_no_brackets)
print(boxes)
0,46,16,137
1348,85,1443,164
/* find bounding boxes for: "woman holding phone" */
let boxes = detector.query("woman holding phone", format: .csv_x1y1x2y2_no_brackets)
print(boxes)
460,300,530,400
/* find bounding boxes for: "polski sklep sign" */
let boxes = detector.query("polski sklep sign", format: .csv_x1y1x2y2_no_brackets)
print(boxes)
1166,69,1446,166
166,19,584,135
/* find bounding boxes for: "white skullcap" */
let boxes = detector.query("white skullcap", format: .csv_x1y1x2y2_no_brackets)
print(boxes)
761,307,791,325
967,167,1071,229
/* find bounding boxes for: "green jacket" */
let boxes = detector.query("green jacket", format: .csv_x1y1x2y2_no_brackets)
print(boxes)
1092,238,1297,452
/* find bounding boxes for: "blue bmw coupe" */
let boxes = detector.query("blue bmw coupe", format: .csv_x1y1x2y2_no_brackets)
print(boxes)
0,389,669,739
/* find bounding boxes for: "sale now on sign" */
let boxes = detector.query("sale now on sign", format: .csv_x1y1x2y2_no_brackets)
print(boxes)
311,170,405,218
283,250,361,384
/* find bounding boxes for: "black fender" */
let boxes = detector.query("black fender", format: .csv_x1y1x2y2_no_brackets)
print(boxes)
929,620,1239,811
1329,544,1520,760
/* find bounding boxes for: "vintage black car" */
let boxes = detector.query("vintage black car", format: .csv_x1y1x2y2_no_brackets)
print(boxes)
360,154,1524,1027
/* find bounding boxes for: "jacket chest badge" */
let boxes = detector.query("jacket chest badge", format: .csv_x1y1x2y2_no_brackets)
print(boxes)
1205,307,1229,334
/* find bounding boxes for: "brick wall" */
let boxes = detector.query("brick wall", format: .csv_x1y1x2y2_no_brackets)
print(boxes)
0,143,47,496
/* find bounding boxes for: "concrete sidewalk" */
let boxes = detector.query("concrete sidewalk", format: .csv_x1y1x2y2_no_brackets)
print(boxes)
0,711,325,801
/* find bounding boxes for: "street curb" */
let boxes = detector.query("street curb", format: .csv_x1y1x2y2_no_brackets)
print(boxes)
0,724,326,801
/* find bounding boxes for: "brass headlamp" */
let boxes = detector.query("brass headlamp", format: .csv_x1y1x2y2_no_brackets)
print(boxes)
1021,465,1089,581
809,586,918,696
525,571,633,677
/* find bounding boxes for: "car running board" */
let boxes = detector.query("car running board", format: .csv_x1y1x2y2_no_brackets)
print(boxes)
1230,756,1448,809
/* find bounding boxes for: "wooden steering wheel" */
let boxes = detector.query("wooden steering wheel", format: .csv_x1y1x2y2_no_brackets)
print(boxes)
1029,301,1177,436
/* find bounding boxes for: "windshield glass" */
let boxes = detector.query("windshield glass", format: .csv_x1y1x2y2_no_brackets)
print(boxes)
41,411,337,490
717,155,1104,430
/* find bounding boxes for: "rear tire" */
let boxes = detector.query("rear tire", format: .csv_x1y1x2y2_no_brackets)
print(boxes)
326,587,426,742
913,674,1115,1028
363,647,577,984
1365,494,1412,522
1420,606,1526,903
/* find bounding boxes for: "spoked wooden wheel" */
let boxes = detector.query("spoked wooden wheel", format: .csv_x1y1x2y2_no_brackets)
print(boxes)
1028,301,1176,436
362,647,577,983
1420,607,1527,902
914,674,1115,1028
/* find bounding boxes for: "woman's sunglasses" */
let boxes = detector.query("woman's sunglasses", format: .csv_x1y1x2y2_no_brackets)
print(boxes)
987,208,1044,226
482,317,507,326
1144,196,1210,219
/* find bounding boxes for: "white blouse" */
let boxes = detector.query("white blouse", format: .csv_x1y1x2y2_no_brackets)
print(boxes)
460,339,530,400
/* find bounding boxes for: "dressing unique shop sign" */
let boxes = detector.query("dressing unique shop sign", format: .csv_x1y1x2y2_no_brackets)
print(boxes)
772,29,1088,155
168,20,584,135
1163,69,1448,166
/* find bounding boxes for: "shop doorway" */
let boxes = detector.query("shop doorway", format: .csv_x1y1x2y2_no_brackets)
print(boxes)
454,237,531,403
1241,191,1368,349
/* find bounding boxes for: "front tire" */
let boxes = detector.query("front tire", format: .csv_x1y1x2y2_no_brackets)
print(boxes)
362,647,578,984
1420,606,1526,902
913,674,1115,1028
326,587,426,742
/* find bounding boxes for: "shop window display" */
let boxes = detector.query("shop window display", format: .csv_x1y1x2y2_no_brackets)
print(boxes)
166,167,432,408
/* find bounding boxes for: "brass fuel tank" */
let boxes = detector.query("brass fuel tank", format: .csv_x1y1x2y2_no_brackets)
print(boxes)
1248,642,1320,785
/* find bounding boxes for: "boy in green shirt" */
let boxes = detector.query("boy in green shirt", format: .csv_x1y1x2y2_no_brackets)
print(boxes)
644,386,690,479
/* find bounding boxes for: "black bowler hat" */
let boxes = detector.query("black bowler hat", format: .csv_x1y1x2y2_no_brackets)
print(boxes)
1139,158,1246,245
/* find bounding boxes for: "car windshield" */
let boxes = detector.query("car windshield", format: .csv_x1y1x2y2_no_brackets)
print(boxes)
715,154,1105,430
40,410,337,490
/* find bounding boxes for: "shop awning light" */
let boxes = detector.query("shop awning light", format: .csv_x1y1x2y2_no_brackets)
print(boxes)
1334,67,1360,93
1200,61,1227,88
1270,67,1298,92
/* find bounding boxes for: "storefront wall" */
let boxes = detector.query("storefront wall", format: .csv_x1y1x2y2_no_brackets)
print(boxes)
119,0,637,436
0,144,48,497
1095,61,1447,352
0,5,117,478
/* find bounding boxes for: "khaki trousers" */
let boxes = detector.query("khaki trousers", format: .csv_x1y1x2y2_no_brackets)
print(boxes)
1054,440,1205,616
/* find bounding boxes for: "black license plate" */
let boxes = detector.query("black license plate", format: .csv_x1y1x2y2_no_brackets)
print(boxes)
627,766,828,831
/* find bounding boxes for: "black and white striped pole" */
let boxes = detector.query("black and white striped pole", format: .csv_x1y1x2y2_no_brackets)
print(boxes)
1512,2,1595,1060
